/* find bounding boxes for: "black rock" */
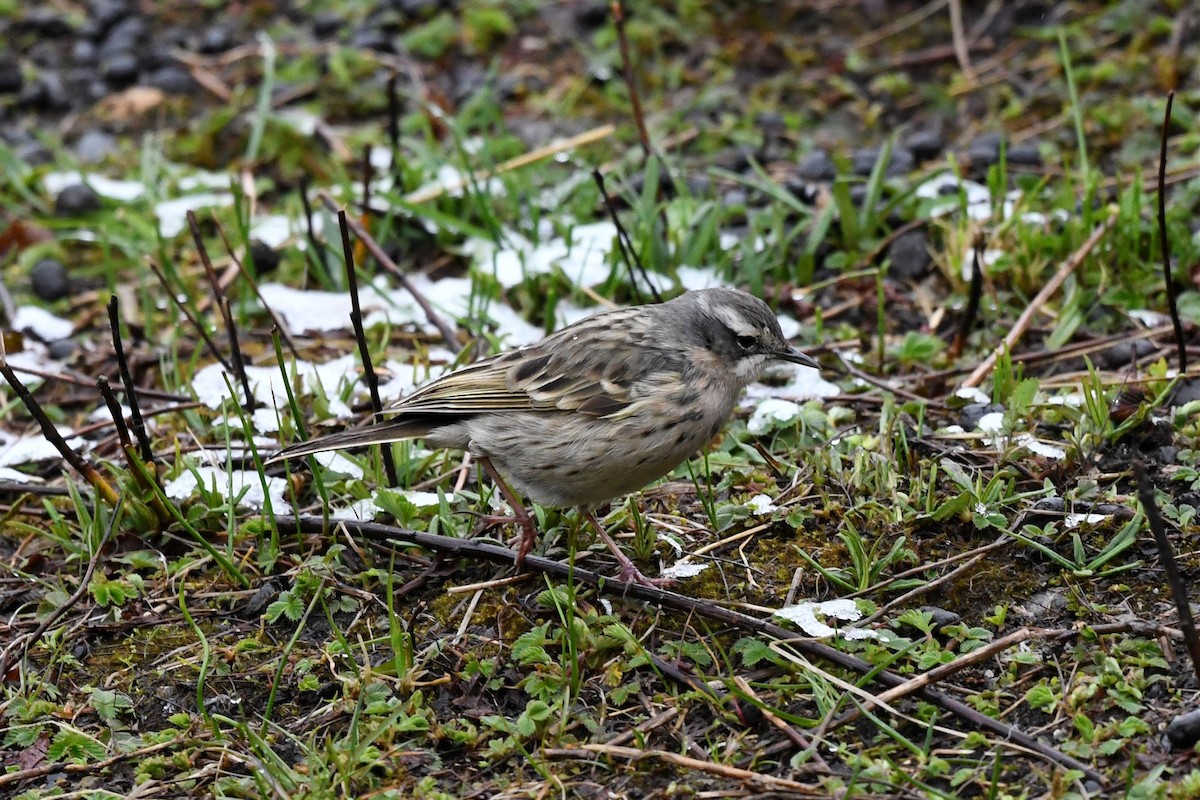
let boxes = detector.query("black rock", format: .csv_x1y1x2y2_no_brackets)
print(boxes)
966,133,1004,167
452,63,488,105
71,40,98,64
146,65,195,94
395,0,441,18
755,111,786,136
16,141,53,166
248,239,281,274
797,148,835,182
714,145,754,173
312,12,344,38
101,53,140,86
573,0,609,28
959,402,1003,430
1020,588,1067,620
1007,142,1043,166
1096,338,1155,369
1154,446,1179,465
887,229,932,280
31,259,70,302
1166,708,1200,749
88,0,131,32
1170,377,1200,407
22,8,74,37
906,129,945,161
783,174,818,204
684,174,711,196
350,26,393,52
48,339,78,360
918,606,961,629
0,55,23,94
851,147,881,176
1032,496,1066,513
721,189,748,209
55,184,102,216
198,25,234,54
97,15,146,60
886,147,915,176
75,130,117,163
18,70,71,110
855,146,914,177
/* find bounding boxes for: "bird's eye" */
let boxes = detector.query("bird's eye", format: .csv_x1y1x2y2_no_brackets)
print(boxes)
735,334,756,349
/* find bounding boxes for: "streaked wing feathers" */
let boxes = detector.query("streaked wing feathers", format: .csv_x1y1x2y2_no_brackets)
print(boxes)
386,308,675,419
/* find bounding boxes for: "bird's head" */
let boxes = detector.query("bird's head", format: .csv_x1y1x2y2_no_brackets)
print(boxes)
671,288,818,385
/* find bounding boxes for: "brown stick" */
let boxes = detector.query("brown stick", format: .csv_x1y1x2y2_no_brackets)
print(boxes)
187,211,254,408
950,237,984,359
337,209,399,487
145,258,231,371
592,168,663,304
106,296,154,463
0,354,119,507
961,212,1117,388
1156,91,1186,373
543,744,822,794
1137,461,1200,685
610,1,651,160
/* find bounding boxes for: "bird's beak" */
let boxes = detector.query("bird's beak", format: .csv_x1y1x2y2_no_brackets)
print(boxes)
776,347,819,370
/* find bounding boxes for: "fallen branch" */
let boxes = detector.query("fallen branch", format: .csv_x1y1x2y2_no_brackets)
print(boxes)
542,743,823,795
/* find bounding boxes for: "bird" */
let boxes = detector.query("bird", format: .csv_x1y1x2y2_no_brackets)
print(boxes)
270,287,818,585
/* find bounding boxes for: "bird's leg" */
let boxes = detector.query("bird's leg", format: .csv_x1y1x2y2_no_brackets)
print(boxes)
581,509,674,588
476,457,538,567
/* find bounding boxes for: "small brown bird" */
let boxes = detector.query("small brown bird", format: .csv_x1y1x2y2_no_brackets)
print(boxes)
272,287,818,585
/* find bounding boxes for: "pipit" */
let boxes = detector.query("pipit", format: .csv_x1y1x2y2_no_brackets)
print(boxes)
271,287,818,585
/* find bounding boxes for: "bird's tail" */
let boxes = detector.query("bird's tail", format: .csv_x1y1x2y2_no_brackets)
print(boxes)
266,419,433,464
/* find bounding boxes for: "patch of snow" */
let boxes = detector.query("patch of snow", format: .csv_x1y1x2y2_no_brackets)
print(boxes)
955,387,990,404
1128,309,1168,327
248,215,293,248
746,494,777,515
0,466,42,483
11,306,74,341
975,411,1005,434
155,192,235,237
165,465,288,511
745,363,839,406
675,266,726,291
747,398,803,435
0,428,84,467
1016,435,1066,460
471,221,618,288
191,357,355,420
329,497,381,521
43,171,146,201
1065,513,1110,529
660,562,709,580
774,599,878,640
176,170,234,191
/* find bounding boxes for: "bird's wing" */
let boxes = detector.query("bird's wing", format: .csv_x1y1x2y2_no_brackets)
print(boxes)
388,308,683,418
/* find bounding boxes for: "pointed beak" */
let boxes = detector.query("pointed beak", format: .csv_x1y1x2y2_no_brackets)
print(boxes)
776,347,819,370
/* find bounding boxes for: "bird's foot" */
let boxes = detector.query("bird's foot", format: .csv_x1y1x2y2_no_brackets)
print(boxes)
467,510,538,568
582,513,673,588
613,560,676,589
